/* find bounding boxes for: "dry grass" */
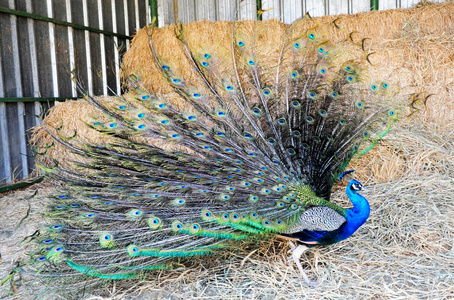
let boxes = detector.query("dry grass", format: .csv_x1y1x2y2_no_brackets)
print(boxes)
1,128,452,299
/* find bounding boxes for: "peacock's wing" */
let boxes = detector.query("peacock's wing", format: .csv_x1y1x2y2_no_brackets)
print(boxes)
281,206,346,244
286,206,347,233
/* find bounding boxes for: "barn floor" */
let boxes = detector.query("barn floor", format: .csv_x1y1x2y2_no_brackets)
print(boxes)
0,127,453,299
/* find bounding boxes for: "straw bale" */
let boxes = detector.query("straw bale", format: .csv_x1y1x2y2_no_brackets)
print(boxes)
32,1,454,183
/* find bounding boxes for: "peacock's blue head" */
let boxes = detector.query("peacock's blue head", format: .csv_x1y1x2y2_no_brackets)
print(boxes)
347,180,363,194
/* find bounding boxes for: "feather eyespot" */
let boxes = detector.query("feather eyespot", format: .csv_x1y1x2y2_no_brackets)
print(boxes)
263,88,272,96
277,118,286,125
252,107,262,115
267,138,276,145
147,217,162,229
219,194,230,201
291,100,301,108
308,92,317,99
249,195,259,203
172,221,184,231
261,188,271,194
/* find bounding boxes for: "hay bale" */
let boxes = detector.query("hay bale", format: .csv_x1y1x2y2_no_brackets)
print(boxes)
32,1,454,183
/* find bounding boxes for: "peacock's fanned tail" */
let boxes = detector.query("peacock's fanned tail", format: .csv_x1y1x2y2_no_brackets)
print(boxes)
20,17,405,293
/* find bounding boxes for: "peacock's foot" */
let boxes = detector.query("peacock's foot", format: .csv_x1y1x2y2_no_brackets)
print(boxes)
286,242,318,287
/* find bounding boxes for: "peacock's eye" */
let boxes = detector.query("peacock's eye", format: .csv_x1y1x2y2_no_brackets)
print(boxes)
351,183,362,191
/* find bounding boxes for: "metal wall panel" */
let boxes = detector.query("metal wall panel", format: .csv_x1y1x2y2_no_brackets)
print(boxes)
0,0,149,183
158,0,256,26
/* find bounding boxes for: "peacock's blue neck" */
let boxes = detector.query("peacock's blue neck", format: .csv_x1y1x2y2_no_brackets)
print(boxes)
337,183,371,241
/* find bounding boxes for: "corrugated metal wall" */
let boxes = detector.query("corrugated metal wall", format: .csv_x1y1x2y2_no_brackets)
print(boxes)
156,0,446,27
0,0,149,183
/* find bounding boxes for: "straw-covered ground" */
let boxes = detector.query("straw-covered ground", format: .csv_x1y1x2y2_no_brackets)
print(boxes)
1,127,453,299
1,1,454,299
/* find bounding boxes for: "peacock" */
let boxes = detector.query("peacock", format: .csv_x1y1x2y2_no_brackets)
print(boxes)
6,12,424,297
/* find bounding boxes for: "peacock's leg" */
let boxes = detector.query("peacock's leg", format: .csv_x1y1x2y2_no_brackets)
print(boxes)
287,241,319,286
